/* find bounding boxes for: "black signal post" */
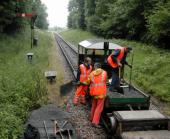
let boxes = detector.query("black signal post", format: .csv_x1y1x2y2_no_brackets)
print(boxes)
31,15,37,48
16,0,37,49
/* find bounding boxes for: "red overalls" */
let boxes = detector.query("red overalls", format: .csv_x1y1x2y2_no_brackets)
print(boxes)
90,70,107,125
73,64,92,105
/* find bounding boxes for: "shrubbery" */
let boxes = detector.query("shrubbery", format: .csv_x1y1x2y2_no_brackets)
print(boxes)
0,28,50,138
67,0,169,48
0,0,48,33
147,1,170,48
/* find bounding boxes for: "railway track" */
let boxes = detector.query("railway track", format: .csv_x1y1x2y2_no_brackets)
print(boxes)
55,34,78,78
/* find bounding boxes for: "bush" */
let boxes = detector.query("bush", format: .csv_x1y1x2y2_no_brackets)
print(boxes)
67,0,170,48
0,28,50,138
147,1,170,48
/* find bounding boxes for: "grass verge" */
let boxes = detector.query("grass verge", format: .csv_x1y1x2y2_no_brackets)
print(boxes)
46,33,64,105
0,27,52,138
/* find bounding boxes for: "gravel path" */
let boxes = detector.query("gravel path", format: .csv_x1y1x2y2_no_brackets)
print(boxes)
55,35,78,70
65,94,107,139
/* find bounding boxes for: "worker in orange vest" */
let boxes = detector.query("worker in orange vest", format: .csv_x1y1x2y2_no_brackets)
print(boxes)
107,46,132,92
83,63,107,127
73,57,92,105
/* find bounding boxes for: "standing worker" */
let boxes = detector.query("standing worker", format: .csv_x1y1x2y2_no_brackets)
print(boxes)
107,46,132,92
83,63,107,127
73,57,92,105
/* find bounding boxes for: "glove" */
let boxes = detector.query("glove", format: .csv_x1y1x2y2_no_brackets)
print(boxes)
76,81,81,86
77,81,88,86
118,62,122,67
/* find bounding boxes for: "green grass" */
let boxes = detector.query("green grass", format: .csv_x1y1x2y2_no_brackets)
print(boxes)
60,29,98,45
0,28,52,138
60,29,170,102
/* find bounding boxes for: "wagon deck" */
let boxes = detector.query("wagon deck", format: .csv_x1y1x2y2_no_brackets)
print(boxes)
105,85,150,110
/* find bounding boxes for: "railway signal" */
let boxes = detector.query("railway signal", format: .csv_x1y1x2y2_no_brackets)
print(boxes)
16,13,37,48
16,13,35,17
15,0,37,48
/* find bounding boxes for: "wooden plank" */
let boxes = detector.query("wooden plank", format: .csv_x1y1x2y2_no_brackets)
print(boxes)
45,71,56,78
121,130,170,139
114,110,166,121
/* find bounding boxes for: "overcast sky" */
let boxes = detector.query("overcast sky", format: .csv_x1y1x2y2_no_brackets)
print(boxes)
41,0,69,28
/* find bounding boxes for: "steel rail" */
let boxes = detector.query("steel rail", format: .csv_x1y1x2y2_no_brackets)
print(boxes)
55,34,78,78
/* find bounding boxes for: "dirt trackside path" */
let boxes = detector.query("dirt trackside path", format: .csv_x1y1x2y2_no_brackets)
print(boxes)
46,32,74,106
46,33,65,106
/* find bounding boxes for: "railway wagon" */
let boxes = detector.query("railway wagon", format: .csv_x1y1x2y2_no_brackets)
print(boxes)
78,39,170,139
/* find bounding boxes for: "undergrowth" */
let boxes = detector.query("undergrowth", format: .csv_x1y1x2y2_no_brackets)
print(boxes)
0,28,52,138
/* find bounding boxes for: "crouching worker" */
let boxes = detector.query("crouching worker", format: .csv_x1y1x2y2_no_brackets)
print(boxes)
73,57,92,105
83,63,107,127
107,46,132,92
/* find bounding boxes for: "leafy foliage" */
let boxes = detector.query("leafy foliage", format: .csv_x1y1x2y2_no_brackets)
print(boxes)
34,0,49,29
0,0,20,32
67,0,86,29
0,28,52,138
67,0,169,47
0,0,48,33
147,1,170,48
67,0,79,28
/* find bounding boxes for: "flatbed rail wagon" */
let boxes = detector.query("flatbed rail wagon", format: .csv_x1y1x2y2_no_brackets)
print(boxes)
77,39,170,139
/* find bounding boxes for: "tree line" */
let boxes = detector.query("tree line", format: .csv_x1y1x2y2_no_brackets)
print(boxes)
0,0,48,33
67,0,170,48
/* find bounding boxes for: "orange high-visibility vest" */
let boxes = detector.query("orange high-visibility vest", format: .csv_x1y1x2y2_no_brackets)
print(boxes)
80,64,92,82
107,47,126,68
90,70,107,96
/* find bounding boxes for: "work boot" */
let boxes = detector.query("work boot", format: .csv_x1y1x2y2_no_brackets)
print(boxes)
73,96,79,105
115,87,124,95
80,95,86,104
91,123,101,129
120,78,126,85
109,87,117,92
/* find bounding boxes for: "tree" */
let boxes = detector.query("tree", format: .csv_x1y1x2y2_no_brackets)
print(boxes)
35,2,49,29
67,0,170,47
0,0,49,33
0,0,19,32
147,1,170,48
77,0,86,29
67,0,85,29
84,0,96,31
67,0,79,28
88,0,113,36
84,0,96,17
